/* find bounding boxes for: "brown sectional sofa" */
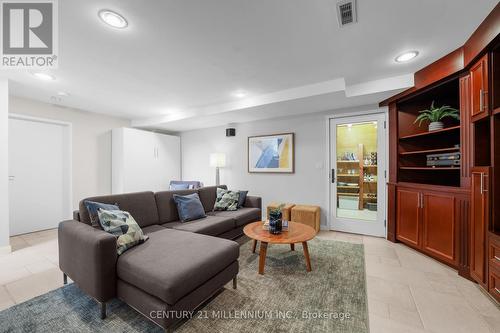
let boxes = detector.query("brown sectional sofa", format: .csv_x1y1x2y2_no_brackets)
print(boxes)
58,185,262,332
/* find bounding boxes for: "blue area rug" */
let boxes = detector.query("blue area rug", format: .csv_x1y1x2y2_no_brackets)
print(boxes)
0,238,368,332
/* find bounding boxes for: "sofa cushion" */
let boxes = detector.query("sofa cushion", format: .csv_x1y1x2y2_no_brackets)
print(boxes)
169,183,189,190
237,190,249,208
79,192,159,228
116,228,239,305
209,207,261,227
213,188,240,211
141,225,165,235
173,193,206,222
198,185,227,212
162,215,235,236
154,189,198,223
83,200,119,228
97,209,148,255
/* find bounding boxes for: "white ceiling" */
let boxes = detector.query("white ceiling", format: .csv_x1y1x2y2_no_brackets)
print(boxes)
2,0,498,131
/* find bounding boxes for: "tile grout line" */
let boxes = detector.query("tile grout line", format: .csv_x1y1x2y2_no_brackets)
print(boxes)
1,285,17,305
394,242,427,331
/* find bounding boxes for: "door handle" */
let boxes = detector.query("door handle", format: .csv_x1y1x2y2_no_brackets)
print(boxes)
480,89,484,111
331,169,335,183
480,172,484,195
483,174,489,193
482,90,488,111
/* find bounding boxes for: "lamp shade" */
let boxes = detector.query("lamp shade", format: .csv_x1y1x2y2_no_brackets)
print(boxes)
209,153,226,168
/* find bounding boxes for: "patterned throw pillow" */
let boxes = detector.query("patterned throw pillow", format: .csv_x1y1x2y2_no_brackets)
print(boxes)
97,209,149,255
84,200,119,227
214,188,240,211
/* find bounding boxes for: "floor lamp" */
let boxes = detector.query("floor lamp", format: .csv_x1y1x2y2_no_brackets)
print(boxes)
209,153,226,186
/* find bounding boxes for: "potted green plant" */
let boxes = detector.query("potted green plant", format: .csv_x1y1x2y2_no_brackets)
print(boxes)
414,101,459,131
269,204,284,234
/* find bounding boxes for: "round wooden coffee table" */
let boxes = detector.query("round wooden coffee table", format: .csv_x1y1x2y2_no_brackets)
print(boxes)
243,221,316,275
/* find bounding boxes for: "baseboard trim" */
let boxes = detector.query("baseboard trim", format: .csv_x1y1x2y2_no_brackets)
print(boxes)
0,245,12,256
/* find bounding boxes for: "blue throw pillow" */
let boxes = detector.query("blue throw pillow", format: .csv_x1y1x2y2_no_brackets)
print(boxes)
84,200,119,227
173,193,206,222
170,183,190,190
237,190,248,208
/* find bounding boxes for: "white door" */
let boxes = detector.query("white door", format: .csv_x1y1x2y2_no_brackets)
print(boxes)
9,117,69,235
329,113,387,237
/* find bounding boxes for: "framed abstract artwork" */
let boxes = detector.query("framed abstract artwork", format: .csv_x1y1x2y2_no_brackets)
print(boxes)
248,133,294,173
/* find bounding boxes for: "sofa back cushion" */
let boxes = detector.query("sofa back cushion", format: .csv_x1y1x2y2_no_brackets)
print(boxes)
172,193,206,222
155,189,198,223
198,185,227,212
79,191,159,228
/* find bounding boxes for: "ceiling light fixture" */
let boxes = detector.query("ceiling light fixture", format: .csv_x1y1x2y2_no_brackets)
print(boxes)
395,51,419,63
233,91,247,98
32,72,55,81
57,91,69,96
98,9,128,29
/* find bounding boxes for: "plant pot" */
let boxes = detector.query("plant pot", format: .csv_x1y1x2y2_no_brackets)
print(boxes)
428,121,444,131
269,211,283,234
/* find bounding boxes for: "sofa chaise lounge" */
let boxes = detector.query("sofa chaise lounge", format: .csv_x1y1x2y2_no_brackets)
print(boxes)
58,185,262,332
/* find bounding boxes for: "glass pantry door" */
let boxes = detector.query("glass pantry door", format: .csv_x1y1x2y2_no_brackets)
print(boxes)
329,113,387,237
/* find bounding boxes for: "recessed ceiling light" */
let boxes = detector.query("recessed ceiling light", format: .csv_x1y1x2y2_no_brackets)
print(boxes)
98,9,128,29
32,72,55,81
395,51,419,63
57,91,69,96
233,91,247,98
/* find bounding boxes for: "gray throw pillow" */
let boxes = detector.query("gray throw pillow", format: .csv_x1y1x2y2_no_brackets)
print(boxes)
237,190,248,208
173,193,206,222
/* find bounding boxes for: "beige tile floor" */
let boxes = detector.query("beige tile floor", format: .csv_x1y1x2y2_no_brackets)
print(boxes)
0,229,498,332
316,231,500,333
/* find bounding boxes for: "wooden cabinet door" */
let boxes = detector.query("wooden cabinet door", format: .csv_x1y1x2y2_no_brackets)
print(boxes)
422,193,456,265
471,167,490,285
396,189,420,247
470,54,489,122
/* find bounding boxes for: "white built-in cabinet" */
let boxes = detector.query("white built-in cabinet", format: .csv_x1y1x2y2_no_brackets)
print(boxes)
112,128,181,194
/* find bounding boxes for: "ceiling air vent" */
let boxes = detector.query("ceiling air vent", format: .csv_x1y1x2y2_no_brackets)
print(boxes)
336,0,357,27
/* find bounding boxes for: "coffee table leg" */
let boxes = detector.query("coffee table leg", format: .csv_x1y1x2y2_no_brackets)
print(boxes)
258,242,268,275
252,239,257,253
302,242,312,272
290,243,295,251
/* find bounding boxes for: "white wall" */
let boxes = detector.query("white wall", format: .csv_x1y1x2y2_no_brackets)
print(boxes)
182,107,377,228
0,80,9,251
9,96,130,210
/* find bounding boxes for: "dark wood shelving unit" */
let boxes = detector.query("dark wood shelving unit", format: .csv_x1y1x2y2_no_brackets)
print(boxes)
396,77,461,187
381,4,500,296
